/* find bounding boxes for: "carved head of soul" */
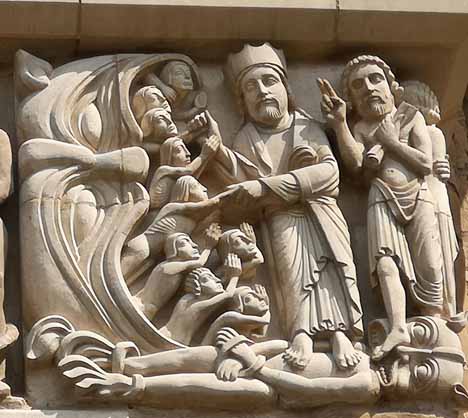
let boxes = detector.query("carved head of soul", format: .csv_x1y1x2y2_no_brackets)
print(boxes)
160,137,191,167
165,232,200,260
185,267,224,297
218,229,262,264
160,61,194,94
141,108,178,142
231,286,269,316
238,65,291,128
342,55,403,122
170,176,208,203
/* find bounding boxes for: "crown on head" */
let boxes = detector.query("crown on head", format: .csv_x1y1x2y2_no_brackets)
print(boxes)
225,43,287,87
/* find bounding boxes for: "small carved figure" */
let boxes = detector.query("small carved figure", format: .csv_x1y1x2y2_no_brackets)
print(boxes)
140,108,178,155
319,56,444,360
55,317,467,409
148,135,220,210
160,254,242,345
132,226,220,320
132,85,172,123
202,284,270,345
122,176,224,280
216,223,264,280
145,60,207,122
401,80,459,318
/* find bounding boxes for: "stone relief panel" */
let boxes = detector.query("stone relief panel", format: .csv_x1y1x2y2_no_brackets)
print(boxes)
14,45,468,412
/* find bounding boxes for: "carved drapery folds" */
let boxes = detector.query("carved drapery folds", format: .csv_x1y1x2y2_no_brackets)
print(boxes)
16,46,468,412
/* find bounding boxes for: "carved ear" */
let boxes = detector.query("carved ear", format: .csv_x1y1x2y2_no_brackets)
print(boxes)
452,384,468,407
15,49,53,96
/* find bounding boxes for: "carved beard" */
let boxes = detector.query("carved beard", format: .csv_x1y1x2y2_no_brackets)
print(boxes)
357,93,394,120
254,102,284,125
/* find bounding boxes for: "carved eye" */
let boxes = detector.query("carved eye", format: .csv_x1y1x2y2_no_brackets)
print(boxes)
408,317,438,348
244,81,257,92
369,73,385,84
351,79,364,90
263,76,279,87
411,358,439,393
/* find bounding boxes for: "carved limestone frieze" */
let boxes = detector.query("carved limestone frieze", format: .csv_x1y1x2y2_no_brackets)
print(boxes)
15,45,468,412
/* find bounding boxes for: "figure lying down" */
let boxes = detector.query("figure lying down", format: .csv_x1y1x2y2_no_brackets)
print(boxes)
56,316,467,410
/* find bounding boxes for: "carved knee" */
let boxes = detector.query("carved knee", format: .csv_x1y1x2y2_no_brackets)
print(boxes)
376,256,399,279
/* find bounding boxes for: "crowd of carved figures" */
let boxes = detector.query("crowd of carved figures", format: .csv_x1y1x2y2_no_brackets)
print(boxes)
0,43,465,410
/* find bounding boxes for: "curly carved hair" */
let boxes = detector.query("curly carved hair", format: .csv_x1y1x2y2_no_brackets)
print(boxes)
184,267,217,296
341,55,402,106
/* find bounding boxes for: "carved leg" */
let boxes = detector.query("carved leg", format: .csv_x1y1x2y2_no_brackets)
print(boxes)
372,256,410,360
123,346,218,376
405,200,444,315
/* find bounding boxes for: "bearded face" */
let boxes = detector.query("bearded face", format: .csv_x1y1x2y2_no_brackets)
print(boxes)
240,66,289,127
348,63,395,121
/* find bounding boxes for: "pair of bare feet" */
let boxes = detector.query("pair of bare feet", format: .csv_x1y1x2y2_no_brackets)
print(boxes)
283,331,362,370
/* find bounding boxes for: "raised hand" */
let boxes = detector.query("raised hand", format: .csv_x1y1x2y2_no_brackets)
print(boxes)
201,134,221,158
317,78,346,129
224,253,242,279
205,111,222,141
240,222,256,244
204,222,222,248
187,111,208,132
253,284,269,307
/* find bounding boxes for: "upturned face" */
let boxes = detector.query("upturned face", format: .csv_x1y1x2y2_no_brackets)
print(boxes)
229,231,259,261
170,63,194,92
153,112,178,139
199,271,224,296
146,87,166,109
240,66,289,127
242,291,269,316
175,235,200,260
170,139,191,167
348,63,394,120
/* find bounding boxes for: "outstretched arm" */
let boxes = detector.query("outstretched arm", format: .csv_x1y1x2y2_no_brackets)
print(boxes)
186,135,220,177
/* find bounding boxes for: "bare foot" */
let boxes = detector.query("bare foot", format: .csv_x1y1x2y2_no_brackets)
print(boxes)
283,332,313,370
371,326,410,361
332,331,361,370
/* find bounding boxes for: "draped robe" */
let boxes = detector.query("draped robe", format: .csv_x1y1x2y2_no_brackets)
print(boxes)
214,111,363,340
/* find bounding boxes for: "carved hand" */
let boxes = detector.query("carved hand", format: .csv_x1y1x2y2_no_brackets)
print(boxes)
253,284,269,307
201,134,221,158
224,253,242,279
204,222,222,248
227,180,264,206
216,358,243,382
317,78,346,129
433,158,451,182
375,114,399,148
240,222,256,244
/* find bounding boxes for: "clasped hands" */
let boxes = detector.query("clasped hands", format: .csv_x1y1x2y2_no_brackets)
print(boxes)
217,180,265,208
